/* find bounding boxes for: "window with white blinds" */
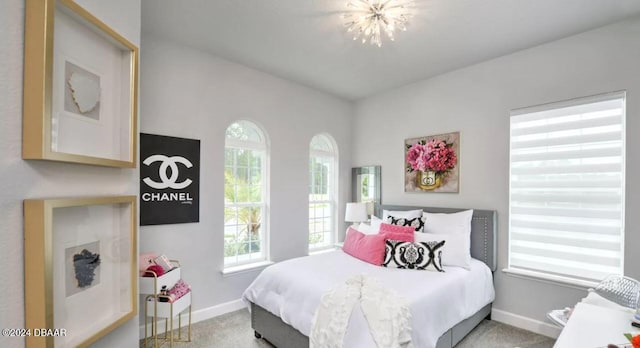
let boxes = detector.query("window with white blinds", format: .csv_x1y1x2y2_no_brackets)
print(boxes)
508,92,626,284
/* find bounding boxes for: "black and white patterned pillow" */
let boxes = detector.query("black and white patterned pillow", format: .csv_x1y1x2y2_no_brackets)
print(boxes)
387,215,425,232
382,240,445,272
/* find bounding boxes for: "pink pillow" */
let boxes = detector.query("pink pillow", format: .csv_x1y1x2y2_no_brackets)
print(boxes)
381,231,414,243
343,227,386,265
379,223,415,235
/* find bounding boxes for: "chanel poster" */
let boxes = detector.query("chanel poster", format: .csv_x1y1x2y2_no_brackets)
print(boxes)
140,133,200,225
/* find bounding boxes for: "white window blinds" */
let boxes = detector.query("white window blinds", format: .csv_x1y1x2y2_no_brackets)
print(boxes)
509,93,625,283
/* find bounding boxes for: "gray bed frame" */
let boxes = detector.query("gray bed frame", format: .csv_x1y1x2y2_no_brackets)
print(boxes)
250,205,497,348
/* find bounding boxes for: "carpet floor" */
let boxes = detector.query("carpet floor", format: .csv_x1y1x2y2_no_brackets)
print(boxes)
140,309,556,348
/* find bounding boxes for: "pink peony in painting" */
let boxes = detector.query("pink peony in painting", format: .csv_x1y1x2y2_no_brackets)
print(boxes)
405,132,460,193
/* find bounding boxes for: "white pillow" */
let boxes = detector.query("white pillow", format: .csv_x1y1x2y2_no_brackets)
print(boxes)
422,210,473,269
370,215,383,232
414,232,471,269
382,209,423,221
386,216,425,232
423,210,473,236
356,222,378,235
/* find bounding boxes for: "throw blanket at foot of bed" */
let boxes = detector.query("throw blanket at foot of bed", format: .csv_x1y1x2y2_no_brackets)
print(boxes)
310,275,412,348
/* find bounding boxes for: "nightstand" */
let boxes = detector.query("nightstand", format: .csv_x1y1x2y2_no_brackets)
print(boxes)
140,262,192,348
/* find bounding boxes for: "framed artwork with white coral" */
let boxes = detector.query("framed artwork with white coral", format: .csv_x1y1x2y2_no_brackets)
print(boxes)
22,0,138,167
404,132,460,193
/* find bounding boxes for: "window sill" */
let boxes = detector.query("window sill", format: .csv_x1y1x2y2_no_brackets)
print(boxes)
222,261,274,277
502,268,599,290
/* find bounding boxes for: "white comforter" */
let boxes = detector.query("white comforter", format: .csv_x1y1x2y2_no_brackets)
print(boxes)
242,251,495,348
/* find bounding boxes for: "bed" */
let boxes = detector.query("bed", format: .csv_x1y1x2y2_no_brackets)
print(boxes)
243,205,497,348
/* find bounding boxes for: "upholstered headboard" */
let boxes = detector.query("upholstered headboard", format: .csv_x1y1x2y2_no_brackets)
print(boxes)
377,205,497,272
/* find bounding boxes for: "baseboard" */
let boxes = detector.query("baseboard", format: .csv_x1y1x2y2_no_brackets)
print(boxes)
138,301,561,340
139,298,246,339
491,308,561,339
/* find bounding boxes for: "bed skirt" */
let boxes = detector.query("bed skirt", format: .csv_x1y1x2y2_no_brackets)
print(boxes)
250,301,492,348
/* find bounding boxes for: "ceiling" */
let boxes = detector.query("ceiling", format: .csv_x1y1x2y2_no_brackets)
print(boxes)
142,0,640,100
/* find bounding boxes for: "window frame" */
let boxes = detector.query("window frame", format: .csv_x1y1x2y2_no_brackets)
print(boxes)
308,134,339,252
506,91,626,287
224,121,270,269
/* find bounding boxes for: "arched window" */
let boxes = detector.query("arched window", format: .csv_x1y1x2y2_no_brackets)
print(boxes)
309,134,338,251
224,121,269,267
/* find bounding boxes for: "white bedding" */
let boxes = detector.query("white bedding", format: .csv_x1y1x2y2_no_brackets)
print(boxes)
242,251,495,348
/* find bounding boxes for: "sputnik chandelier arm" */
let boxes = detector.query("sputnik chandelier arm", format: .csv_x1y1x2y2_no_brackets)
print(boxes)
343,0,412,47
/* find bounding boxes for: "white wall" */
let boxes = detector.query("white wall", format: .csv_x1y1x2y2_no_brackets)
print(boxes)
0,0,141,347
352,17,640,328
138,34,352,317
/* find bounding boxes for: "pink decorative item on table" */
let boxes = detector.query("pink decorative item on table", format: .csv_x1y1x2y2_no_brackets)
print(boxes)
144,264,165,277
166,279,191,303
139,252,158,274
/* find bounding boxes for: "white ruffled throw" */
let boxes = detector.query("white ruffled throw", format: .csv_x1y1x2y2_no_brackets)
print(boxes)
310,274,413,348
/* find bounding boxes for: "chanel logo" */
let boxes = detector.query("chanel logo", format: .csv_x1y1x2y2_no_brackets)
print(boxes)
143,155,193,189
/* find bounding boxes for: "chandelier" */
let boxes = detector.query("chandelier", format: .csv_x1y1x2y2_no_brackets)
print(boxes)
343,0,412,47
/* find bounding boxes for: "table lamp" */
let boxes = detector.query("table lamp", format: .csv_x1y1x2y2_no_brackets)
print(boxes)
345,202,368,226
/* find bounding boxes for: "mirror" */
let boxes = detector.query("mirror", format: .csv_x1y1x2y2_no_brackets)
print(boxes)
352,166,381,216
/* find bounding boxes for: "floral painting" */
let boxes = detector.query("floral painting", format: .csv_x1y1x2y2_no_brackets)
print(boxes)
405,132,460,193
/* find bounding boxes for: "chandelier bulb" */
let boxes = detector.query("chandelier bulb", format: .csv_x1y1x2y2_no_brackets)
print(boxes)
342,0,411,47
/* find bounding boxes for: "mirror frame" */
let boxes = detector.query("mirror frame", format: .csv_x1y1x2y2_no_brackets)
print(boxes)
351,165,381,214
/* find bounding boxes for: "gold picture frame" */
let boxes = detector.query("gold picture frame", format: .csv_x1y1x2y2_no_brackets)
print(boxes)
24,196,137,348
23,0,138,167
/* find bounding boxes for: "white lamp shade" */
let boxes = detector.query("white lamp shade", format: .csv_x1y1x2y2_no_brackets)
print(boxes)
345,202,368,223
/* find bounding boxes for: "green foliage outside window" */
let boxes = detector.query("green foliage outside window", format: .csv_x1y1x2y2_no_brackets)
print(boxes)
224,148,262,258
